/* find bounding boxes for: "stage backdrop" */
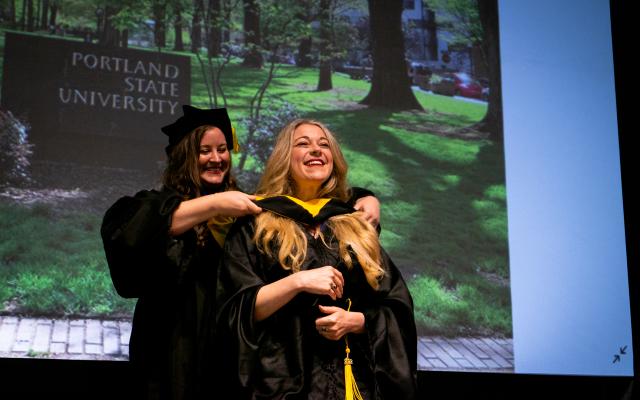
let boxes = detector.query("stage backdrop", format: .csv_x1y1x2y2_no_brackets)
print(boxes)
1,0,629,378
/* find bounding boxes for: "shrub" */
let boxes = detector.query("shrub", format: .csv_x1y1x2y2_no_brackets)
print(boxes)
0,109,33,188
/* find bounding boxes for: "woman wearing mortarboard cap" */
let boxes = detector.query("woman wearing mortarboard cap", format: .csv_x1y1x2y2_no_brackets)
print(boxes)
215,119,417,399
100,106,380,399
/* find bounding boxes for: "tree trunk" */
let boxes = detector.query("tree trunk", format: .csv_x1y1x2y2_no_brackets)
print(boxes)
26,0,34,32
7,0,16,28
35,0,40,29
296,36,313,67
222,0,232,43
475,0,503,141
242,0,262,68
121,29,129,48
174,2,184,51
191,0,204,53
153,1,167,48
99,7,119,47
49,2,57,27
20,0,25,30
207,0,222,57
40,0,49,29
360,0,422,110
316,0,332,91
425,8,438,60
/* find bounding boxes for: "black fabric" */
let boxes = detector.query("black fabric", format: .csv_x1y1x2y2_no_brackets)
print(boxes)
216,214,417,399
101,188,219,400
348,187,375,206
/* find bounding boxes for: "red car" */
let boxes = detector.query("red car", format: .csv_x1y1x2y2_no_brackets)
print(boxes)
432,72,484,100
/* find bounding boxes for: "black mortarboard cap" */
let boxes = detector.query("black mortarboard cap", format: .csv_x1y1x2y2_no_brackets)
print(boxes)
161,105,237,154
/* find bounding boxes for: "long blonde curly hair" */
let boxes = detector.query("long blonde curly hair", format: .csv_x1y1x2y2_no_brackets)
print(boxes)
254,119,384,289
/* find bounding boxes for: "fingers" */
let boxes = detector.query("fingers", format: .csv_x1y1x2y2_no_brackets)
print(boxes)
315,311,344,341
315,317,334,338
318,305,342,314
316,324,338,340
353,196,381,227
327,268,344,299
247,201,262,214
331,282,343,299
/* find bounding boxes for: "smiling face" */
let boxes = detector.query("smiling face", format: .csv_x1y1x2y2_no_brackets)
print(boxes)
198,127,230,187
289,123,334,199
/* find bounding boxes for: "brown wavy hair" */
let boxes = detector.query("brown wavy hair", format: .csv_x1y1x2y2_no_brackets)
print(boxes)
162,125,238,198
253,119,384,289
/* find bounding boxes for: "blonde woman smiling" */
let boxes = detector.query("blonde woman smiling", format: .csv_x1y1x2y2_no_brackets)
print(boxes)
216,119,417,400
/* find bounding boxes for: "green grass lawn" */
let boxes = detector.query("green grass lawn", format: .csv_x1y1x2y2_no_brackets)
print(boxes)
0,203,134,317
0,29,510,337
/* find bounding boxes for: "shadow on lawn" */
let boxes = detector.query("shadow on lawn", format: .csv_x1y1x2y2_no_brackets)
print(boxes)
308,107,511,336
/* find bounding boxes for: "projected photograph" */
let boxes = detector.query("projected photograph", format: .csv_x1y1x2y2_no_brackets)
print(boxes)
0,0,510,371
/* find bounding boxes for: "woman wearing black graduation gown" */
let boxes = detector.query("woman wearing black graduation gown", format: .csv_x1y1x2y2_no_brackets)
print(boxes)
217,119,417,399
100,107,380,400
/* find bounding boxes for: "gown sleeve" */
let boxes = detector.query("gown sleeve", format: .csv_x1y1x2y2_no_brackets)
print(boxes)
348,186,376,206
361,249,418,399
215,217,266,388
100,189,184,298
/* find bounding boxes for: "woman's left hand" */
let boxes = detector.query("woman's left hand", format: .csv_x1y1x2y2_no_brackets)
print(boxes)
353,195,380,227
315,305,365,340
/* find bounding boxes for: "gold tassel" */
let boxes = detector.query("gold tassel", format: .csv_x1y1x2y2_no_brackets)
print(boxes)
344,298,363,400
231,126,240,153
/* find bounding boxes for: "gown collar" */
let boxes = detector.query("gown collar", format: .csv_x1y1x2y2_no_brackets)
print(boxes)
254,195,354,226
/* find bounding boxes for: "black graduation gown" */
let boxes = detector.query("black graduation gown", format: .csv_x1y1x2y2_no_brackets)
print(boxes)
216,199,417,400
101,188,219,400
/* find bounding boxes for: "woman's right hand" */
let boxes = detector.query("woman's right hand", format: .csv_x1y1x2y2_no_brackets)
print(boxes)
295,266,344,300
170,191,261,236
254,266,344,321
209,191,262,217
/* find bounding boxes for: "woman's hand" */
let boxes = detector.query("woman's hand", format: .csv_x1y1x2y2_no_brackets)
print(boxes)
254,266,343,321
209,191,262,217
353,195,380,227
294,266,344,300
169,191,261,236
315,305,365,340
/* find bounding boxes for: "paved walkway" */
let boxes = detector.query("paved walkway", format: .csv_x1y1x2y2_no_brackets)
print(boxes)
0,316,513,372
0,316,130,360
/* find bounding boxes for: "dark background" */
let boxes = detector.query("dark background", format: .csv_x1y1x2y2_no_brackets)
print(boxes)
0,1,637,398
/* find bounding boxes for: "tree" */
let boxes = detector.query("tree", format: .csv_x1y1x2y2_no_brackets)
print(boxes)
49,0,58,27
475,0,502,140
241,0,262,68
98,6,121,46
173,0,184,51
430,0,503,139
206,0,222,56
236,0,308,170
1,0,16,28
360,0,422,110
40,0,49,29
293,0,315,67
191,0,204,52
26,0,34,31
316,0,332,91
152,0,167,48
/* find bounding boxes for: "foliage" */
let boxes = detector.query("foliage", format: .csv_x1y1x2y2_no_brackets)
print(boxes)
409,275,511,336
0,109,32,188
426,0,483,49
242,102,299,165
